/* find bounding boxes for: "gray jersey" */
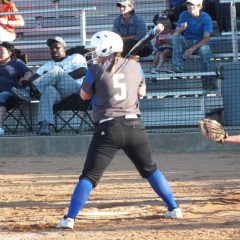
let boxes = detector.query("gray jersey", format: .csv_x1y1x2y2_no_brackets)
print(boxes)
82,57,145,123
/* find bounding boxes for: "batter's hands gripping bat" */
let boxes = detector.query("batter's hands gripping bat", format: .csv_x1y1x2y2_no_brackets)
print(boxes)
125,23,165,58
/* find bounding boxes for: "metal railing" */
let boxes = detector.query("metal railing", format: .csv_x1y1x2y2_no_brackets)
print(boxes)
0,6,96,45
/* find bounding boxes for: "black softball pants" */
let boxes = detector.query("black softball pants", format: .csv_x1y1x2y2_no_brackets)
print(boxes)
80,118,157,187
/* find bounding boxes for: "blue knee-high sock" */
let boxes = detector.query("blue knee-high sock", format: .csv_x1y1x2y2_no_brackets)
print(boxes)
66,179,93,219
147,169,178,211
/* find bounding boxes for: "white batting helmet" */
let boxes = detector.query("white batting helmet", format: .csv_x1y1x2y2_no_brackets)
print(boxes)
85,31,123,63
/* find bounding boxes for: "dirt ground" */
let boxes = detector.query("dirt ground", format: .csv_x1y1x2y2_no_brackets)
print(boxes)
0,152,239,240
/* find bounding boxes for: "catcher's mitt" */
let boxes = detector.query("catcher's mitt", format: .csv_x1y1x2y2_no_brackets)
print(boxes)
199,119,228,143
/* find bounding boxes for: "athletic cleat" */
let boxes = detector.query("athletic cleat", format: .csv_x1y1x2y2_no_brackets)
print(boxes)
57,217,74,229
165,207,183,219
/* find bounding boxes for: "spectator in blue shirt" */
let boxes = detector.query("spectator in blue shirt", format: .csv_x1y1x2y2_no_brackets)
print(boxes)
0,42,32,136
170,0,213,73
113,0,152,58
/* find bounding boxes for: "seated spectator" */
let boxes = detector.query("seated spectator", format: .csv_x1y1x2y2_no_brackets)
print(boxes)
151,14,174,73
170,0,213,73
0,0,24,42
11,37,88,136
0,42,32,136
113,0,152,58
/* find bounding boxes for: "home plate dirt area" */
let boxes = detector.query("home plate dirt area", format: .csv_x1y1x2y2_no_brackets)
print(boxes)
0,152,239,240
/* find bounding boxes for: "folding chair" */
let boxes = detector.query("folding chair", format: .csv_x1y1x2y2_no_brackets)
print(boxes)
53,93,94,133
4,96,33,134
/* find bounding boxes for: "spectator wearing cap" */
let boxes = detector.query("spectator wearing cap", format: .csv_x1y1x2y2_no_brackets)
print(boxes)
11,36,88,135
151,14,174,73
170,0,213,76
0,0,24,41
113,0,152,58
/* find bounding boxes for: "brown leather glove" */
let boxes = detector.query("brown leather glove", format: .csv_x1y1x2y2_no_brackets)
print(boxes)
199,119,228,144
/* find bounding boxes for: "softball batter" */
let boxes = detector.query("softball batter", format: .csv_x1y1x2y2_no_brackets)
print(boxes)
57,31,182,229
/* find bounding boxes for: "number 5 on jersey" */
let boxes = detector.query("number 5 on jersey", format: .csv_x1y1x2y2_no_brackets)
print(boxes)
113,74,127,101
